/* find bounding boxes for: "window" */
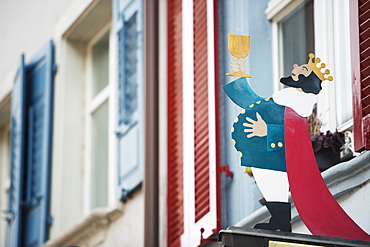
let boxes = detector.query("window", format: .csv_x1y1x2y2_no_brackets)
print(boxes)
313,0,353,132
268,0,314,90
86,29,111,209
278,1,314,79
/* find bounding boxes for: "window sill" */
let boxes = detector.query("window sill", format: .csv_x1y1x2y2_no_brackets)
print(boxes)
235,150,370,228
44,201,124,247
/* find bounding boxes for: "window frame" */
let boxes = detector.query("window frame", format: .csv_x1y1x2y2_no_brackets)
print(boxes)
84,22,117,211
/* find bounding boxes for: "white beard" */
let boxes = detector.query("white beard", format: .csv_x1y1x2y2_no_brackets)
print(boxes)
272,88,318,117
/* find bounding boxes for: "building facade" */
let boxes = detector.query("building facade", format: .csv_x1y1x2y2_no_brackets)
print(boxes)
0,0,369,246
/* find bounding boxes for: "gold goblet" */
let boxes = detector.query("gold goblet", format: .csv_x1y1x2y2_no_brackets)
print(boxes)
226,34,252,78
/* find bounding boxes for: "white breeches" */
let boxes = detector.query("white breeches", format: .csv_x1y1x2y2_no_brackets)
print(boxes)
251,167,289,202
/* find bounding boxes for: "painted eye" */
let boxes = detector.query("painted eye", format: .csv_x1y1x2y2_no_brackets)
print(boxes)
302,66,308,71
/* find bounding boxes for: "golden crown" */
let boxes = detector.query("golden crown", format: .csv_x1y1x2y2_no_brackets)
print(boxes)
307,53,333,81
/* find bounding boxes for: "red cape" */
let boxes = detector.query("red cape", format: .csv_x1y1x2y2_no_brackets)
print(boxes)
284,107,370,241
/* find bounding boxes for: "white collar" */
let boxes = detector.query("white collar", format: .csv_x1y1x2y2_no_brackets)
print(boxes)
272,88,318,117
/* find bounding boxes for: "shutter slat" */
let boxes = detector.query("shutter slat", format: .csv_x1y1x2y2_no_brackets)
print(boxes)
195,151,209,170
363,104,370,115
194,85,208,96
360,18,370,33
362,94,370,107
194,102,208,118
359,4,370,22
359,0,370,7
360,29,370,45
361,63,370,78
360,46,370,63
195,187,211,205
195,165,209,181
362,83,370,94
194,60,208,75
194,0,207,15
195,184,210,202
195,135,209,153
193,25,207,42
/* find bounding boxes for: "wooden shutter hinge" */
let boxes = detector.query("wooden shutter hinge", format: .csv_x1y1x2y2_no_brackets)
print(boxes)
220,165,233,177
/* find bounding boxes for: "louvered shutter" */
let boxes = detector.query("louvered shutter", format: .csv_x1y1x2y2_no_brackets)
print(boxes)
7,55,26,247
182,0,220,245
21,40,55,246
167,0,184,246
114,0,145,199
7,41,54,246
193,0,211,223
351,0,370,151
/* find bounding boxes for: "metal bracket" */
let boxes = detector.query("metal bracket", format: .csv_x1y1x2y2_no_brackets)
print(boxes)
220,165,233,177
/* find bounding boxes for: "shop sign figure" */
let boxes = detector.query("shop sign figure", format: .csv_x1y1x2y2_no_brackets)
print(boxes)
224,34,370,241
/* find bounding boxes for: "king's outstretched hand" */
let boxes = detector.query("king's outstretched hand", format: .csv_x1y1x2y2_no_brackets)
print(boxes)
243,112,267,138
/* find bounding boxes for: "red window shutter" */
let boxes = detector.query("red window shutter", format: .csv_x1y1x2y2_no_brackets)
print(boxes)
351,0,370,151
193,0,211,223
167,0,184,246
175,1,219,245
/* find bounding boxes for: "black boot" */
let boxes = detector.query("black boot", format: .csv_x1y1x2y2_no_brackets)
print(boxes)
254,201,291,232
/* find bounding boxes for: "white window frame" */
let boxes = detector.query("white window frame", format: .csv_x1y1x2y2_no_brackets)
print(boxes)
266,0,353,134
84,22,118,212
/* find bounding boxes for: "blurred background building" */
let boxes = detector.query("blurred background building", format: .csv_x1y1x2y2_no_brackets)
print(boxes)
0,0,369,246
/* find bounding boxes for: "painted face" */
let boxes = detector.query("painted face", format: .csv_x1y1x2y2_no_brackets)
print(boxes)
291,64,313,81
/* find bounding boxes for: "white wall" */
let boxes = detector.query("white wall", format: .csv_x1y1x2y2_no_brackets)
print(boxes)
0,0,76,102
98,191,144,247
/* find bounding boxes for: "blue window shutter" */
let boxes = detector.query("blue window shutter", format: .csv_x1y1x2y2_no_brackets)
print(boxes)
114,0,144,200
22,40,55,246
7,41,55,247
7,55,26,247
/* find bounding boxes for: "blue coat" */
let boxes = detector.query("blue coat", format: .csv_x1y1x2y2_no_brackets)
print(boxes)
224,77,287,172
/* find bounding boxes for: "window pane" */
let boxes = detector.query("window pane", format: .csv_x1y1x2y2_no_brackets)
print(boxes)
92,32,109,97
279,0,314,77
91,99,109,208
